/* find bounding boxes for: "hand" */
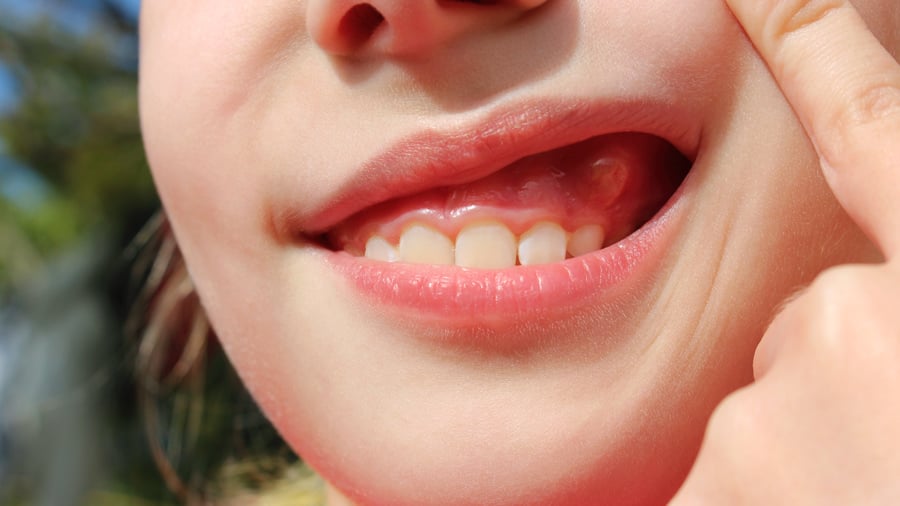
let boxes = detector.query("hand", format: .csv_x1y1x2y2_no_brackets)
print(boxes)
671,1,900,504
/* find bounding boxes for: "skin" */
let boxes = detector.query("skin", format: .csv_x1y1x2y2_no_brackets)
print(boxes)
139,1,899,505
673,0,900,503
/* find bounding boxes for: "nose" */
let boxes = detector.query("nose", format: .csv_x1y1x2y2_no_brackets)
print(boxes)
307,0,550,57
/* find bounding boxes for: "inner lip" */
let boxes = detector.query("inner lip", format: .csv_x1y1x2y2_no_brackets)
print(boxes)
318,132,691,263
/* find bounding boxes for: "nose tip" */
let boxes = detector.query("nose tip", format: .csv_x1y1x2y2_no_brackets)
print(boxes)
307,0,550,57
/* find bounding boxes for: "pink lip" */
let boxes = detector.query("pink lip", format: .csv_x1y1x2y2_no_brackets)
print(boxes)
290,98,698,340
324,197,680,330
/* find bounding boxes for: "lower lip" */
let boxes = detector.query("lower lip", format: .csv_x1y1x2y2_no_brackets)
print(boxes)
324,183,685,334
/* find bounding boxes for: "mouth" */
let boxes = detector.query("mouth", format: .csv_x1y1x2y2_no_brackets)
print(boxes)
323,132,688,266
287,99,697,333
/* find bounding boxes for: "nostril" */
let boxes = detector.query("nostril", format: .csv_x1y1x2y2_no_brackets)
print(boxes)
338,4,385,52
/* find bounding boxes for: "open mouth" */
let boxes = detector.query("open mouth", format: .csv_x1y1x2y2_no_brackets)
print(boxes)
286,99,700,330
319,132,690,268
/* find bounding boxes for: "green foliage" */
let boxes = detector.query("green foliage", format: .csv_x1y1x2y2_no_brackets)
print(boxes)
0,11,157,294
0,5,172,505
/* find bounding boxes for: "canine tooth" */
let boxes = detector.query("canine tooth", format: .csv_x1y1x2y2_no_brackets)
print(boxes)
398,224,454,265
364,235,399,262
455,221,517,269
568,225,605,257
518,221,567,265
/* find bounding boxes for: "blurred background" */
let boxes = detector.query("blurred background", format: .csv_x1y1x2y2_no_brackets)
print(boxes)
0,1,301,504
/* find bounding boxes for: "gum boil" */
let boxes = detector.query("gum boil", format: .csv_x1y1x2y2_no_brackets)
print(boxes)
327,133,688,257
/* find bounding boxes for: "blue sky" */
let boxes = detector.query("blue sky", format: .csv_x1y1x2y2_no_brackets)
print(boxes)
0,64,17,114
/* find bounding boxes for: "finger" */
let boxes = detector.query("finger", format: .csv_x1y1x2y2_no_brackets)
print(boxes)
753,263,900,380
751,281,815,380
752,301,791,380
725,0,900,258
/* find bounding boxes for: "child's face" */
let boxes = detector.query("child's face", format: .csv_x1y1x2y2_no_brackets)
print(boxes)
140,2,896,504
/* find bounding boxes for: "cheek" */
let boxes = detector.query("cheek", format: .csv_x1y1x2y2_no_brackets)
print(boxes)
140,1,298,297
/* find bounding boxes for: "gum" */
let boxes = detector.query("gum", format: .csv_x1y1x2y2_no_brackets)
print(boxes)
327,133,688,254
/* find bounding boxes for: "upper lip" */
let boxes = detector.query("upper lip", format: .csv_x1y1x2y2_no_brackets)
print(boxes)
293,97,700,238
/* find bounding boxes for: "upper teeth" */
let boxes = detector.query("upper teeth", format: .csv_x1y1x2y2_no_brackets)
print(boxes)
518,221,567,266
456,221,518,268
398,223,455,265
363,220,607,269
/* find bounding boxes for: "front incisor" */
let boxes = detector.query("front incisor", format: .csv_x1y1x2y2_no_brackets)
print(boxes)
455,221,518,269
398,224,454,265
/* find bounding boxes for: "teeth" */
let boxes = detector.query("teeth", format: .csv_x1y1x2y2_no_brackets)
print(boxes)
455,221,517,269
398,224,454,265
518,221,567,266
567,224,605,258
365,235,399,262
366,221,608,267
